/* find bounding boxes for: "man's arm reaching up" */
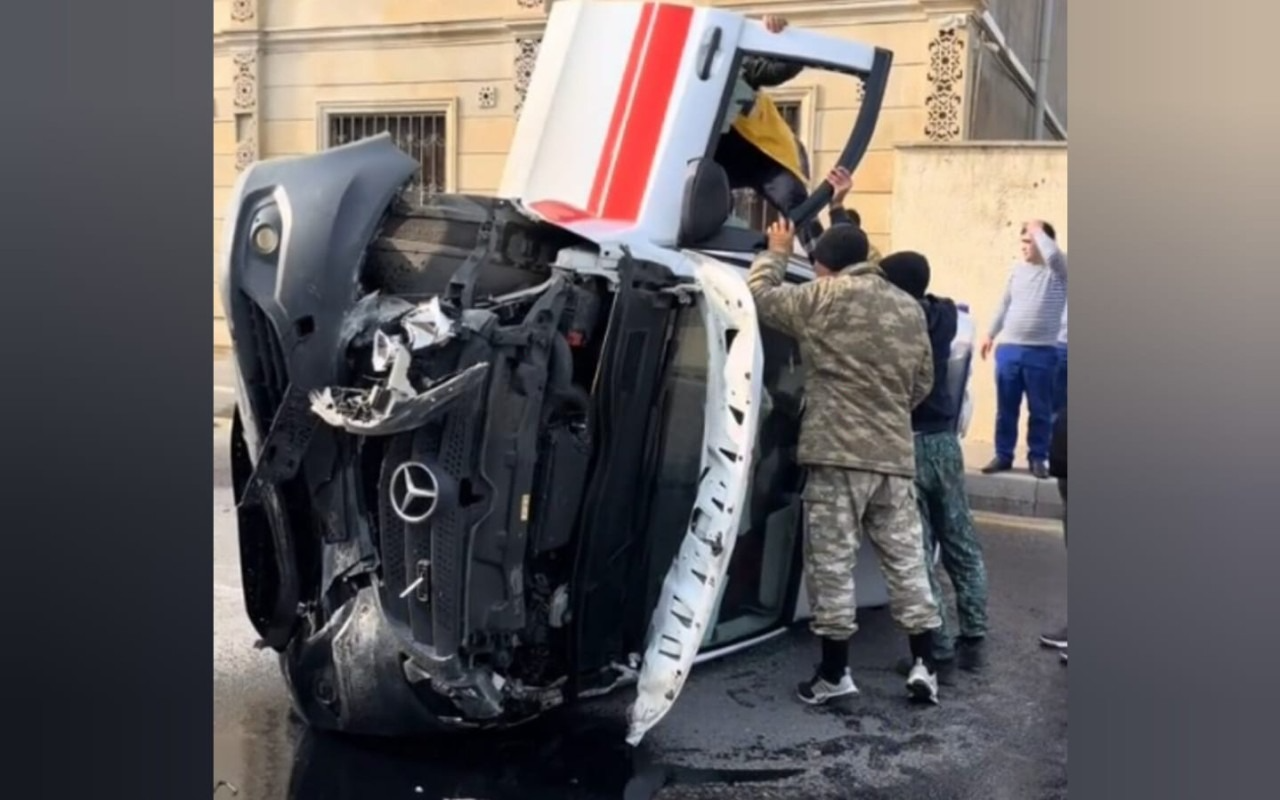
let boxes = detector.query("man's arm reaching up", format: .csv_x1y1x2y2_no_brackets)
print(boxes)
747,218,819,340
1028,220,1067,279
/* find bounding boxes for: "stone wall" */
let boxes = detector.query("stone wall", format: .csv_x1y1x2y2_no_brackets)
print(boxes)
890,142,1068,449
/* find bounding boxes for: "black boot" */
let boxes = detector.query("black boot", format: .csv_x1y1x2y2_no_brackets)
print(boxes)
957,635,987,672
981,457,1013,475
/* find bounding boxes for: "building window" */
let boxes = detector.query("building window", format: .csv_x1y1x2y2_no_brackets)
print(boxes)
326,112,448,204
730,100,803,231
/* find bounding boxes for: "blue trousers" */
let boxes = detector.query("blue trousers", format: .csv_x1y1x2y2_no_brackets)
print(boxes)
995,344,1058,463
1053,344,1068,416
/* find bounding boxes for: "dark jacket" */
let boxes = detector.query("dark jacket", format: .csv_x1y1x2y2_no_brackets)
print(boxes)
1049,406,1067,478
741,56,804,90
912,294,961,435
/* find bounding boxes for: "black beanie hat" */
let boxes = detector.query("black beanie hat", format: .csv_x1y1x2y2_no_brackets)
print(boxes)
879,250,931,299
810,226,870,272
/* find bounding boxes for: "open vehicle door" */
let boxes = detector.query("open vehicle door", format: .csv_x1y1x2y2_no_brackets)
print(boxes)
495,1,895,744
501,1,891,251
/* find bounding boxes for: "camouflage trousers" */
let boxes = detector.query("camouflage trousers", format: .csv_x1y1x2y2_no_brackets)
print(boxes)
914,432,989,660
803,466,942,639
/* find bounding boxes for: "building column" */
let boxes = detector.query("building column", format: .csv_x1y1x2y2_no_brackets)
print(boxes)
227,2,262,173
921,10,973,142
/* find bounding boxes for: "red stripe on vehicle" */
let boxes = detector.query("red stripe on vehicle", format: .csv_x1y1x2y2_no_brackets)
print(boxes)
586,2,656,216
528,199,594,225
598,3,694,222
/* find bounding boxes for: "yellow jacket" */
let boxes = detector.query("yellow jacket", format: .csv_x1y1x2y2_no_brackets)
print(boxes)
731,94,806,183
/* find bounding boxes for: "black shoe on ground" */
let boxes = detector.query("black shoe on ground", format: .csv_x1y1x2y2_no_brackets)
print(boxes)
956,636,987,672
1039,626,1067,649
796,668,858,705
981,458,1013,475
1030,460,1050,480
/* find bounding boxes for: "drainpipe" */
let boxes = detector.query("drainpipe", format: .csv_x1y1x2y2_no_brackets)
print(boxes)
1032,0,1056,140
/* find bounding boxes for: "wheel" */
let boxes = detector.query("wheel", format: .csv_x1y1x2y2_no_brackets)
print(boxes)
363,194,578,300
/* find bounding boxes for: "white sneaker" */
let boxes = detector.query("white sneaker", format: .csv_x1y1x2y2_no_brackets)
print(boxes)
906,659,940,704
796,669,859,705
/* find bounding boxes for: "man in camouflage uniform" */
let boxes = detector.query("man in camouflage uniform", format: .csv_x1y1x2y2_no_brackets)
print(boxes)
880,252,990,677
747,216,945,706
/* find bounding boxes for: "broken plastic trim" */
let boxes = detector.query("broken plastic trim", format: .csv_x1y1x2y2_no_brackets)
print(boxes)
401,297,456,350
626,256,764,745
310,363,489,437
309,295,488,436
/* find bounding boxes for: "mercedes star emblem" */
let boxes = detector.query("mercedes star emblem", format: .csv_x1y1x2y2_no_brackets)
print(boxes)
389,461,440,524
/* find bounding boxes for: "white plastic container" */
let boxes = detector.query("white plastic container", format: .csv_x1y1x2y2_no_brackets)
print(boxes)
951,303,976,439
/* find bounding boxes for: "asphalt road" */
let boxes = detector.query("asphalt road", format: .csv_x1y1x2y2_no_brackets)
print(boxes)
213,420,1069,800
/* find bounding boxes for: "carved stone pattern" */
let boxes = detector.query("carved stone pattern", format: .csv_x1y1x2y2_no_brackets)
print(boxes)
516,0,543,9
924,28,964,142
230,0,255,23
478,85,498,109
235,134,257,171
232,51,258,110
514,38,541,118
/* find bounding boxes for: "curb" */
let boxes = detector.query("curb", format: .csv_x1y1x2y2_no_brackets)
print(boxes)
964,470,1063,520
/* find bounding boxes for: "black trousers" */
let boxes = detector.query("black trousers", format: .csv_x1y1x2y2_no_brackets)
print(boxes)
715,128,824,250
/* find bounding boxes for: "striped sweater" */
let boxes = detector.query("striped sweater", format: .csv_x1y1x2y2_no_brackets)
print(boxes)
988,229,1068,347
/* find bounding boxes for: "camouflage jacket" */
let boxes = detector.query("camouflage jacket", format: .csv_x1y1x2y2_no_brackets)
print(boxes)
747,251,934,477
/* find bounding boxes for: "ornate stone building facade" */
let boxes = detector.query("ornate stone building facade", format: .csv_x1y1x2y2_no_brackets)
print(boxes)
212,0,1066,349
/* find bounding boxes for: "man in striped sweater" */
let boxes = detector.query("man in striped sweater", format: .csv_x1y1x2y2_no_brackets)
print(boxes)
979,220,1067,479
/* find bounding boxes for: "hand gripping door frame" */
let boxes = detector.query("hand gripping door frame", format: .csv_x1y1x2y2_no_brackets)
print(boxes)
627,254,763,745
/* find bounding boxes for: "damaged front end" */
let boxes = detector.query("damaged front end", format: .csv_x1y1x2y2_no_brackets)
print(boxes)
221,134,602,733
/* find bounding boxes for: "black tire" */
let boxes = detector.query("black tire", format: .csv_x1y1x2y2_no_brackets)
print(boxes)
363,194,579,300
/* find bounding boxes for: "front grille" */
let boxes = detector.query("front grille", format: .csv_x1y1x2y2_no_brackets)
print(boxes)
429,411,472,652
242,295,288,424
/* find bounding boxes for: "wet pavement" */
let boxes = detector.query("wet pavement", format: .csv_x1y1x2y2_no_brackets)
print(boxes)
214,422,1068,799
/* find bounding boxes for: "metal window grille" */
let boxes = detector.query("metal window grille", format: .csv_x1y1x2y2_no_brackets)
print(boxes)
326,112,447,205
730,101,803,231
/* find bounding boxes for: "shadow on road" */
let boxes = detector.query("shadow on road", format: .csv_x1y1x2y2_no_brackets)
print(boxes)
280,714,801,800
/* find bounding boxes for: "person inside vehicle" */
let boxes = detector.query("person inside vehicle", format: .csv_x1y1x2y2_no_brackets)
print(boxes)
880,251,990,678
746,215,945,706
715,15,828,249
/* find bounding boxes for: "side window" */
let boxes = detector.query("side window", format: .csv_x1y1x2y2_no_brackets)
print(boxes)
642,304,807,649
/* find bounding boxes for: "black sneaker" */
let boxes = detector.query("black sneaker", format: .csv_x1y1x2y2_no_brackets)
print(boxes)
906,659,940,704
1039,626,1067,649
796,669,858,705
981,458,1013,475
956,636,987,672
1030,460,1050,480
